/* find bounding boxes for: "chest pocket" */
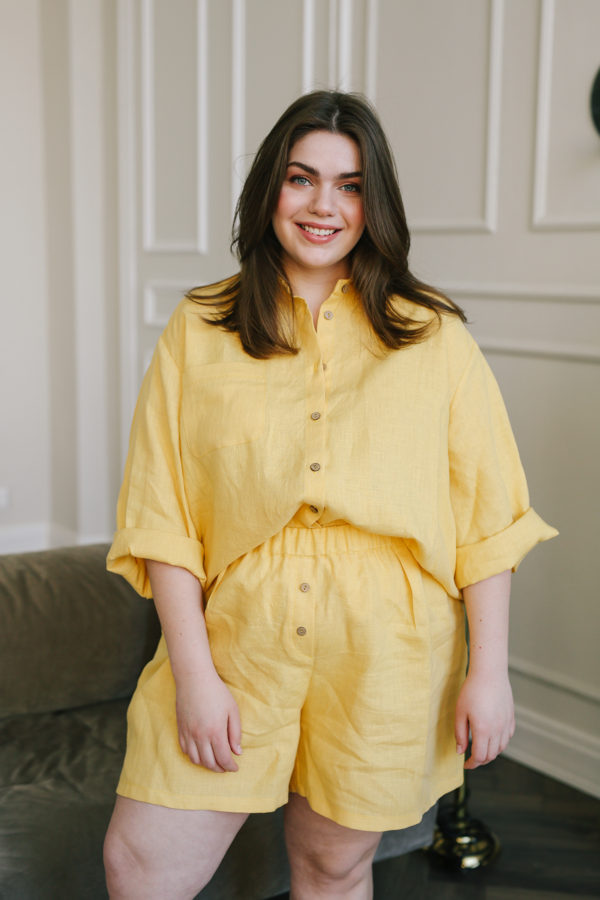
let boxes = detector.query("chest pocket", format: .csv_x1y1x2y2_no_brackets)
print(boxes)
181,363,266,457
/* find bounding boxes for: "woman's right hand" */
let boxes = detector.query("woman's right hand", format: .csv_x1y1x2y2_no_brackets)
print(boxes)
175,670,243,772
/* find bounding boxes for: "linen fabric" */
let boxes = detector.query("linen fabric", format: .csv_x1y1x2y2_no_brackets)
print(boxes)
107,277,557,826
117,520,467,830
107,278,556,597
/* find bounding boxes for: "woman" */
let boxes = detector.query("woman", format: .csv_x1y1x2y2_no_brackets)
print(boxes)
104,90,557,899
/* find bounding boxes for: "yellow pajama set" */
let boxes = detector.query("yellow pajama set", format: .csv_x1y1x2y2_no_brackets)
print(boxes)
107,279,557,831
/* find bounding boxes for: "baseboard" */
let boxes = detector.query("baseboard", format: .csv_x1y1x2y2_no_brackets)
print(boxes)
504,703,600,799
0,522,49,554
0,522,111,555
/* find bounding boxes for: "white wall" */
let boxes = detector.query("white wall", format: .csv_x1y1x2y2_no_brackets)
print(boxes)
0,0,120,551
1,0,599,798
0,0,51,550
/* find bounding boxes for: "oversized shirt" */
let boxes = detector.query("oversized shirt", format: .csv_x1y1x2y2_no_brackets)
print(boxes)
107,279,557,597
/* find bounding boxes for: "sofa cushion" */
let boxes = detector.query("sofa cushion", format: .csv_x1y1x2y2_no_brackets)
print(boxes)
0,698,435,900
0,544,160,716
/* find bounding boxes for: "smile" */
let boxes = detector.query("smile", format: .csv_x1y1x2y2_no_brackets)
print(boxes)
298,224,338,236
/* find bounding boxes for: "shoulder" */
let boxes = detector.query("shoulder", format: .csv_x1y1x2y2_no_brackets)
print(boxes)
160,276,246,366
388,293,474,351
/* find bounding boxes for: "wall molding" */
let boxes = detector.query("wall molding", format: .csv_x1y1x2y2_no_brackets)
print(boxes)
196,0,209,253
336,0,353,90
364,0,378,100
143,280,193,328
506,702,600,799
478,336,600,365
68,0,113,540
328,0,337,86
302,0,316,92
230,0,246,221
510,654,600,704
411,0,503,234
532,0,600,231
141,0,209,252
444,280,600,304
118,0,140,464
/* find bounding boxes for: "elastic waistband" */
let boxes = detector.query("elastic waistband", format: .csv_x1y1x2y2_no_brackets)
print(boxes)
264,520,398,556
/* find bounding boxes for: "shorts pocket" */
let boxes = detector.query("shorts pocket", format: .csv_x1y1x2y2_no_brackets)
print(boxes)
181,363,266,457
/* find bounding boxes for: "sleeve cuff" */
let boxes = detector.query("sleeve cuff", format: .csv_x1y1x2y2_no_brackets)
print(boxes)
455,507,558,590
106,528,207,598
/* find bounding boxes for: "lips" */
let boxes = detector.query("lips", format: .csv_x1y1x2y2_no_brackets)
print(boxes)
299,224,338,236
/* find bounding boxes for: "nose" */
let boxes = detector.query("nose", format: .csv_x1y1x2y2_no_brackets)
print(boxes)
308,184,336,217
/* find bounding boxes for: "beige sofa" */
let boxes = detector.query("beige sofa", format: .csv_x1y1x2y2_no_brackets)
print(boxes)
0,544,435,898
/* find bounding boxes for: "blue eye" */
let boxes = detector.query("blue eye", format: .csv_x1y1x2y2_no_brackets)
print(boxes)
290,175,311,186
340,183,361,193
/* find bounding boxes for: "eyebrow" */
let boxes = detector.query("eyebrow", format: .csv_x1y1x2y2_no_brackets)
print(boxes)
287,161,362,179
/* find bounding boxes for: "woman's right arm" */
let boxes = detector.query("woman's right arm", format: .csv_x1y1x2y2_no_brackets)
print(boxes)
145,559,242,773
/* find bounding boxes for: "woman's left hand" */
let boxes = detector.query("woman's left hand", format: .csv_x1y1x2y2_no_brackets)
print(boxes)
454,668,515,769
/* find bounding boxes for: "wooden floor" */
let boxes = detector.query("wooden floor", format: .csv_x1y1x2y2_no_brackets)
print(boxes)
269,757,600,899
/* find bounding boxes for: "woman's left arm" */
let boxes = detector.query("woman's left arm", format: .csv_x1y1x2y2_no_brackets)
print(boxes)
455,569,515,769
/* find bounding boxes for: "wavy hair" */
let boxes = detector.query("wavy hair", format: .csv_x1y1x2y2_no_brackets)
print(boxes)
188,90,465,357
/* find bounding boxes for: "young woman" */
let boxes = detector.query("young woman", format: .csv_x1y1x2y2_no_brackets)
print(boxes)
104,91,557,899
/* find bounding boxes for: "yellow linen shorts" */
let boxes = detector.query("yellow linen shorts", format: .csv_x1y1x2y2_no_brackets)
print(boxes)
117,522,468,831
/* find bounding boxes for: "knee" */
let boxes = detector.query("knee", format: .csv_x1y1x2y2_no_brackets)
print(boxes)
103,829,142,897
292,843,375,891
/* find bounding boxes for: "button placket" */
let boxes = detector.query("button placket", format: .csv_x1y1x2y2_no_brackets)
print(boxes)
304,292,340,519
304,355,326,517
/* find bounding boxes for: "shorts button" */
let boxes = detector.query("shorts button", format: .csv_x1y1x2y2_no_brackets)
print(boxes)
299,582,310,592
296,626,307,636
310,462,321,472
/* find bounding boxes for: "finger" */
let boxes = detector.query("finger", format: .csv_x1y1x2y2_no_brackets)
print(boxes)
198,741,227,773
179,734,201,767
211,735,239,773
486,737,501,764
465,736,489,770
228,707,243,757
454,709,469,755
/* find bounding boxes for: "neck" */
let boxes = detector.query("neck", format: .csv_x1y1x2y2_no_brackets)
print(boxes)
283,263,349,321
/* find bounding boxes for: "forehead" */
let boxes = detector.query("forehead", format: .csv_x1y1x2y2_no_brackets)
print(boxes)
287,130,361,171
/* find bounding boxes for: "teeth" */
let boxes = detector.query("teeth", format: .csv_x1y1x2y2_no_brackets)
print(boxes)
300,225,337,236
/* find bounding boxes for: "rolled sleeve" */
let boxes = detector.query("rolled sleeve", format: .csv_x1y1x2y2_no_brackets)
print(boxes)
455,507,558,589
449,335,557,590
107,325,206,597
107,528,206,598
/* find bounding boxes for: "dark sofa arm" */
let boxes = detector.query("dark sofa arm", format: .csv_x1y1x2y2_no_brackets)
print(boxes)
0,544,160,717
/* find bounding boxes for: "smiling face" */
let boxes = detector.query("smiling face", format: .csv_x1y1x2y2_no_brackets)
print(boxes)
272,130,365,287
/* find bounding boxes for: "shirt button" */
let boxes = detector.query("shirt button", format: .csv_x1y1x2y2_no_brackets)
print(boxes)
323,310,334,319
310,462,321,472
342,283,349,293
299,582,310,592
296,626,307,636
311,411,321,420
309,505,319,514
322,363,328,371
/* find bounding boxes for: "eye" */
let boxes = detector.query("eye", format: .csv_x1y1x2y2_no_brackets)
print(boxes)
340,182,361,193
290,174,312,186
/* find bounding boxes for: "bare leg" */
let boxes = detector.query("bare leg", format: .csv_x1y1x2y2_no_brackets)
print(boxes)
104,796,248,899
284,793,382,900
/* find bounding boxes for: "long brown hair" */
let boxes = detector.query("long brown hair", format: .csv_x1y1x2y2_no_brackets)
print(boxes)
188,90,465,358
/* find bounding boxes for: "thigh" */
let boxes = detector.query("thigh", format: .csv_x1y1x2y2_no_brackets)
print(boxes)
284,793,382,877
104,795,248,899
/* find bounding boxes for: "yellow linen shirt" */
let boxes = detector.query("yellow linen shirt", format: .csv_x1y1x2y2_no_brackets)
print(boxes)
107,279,557,597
